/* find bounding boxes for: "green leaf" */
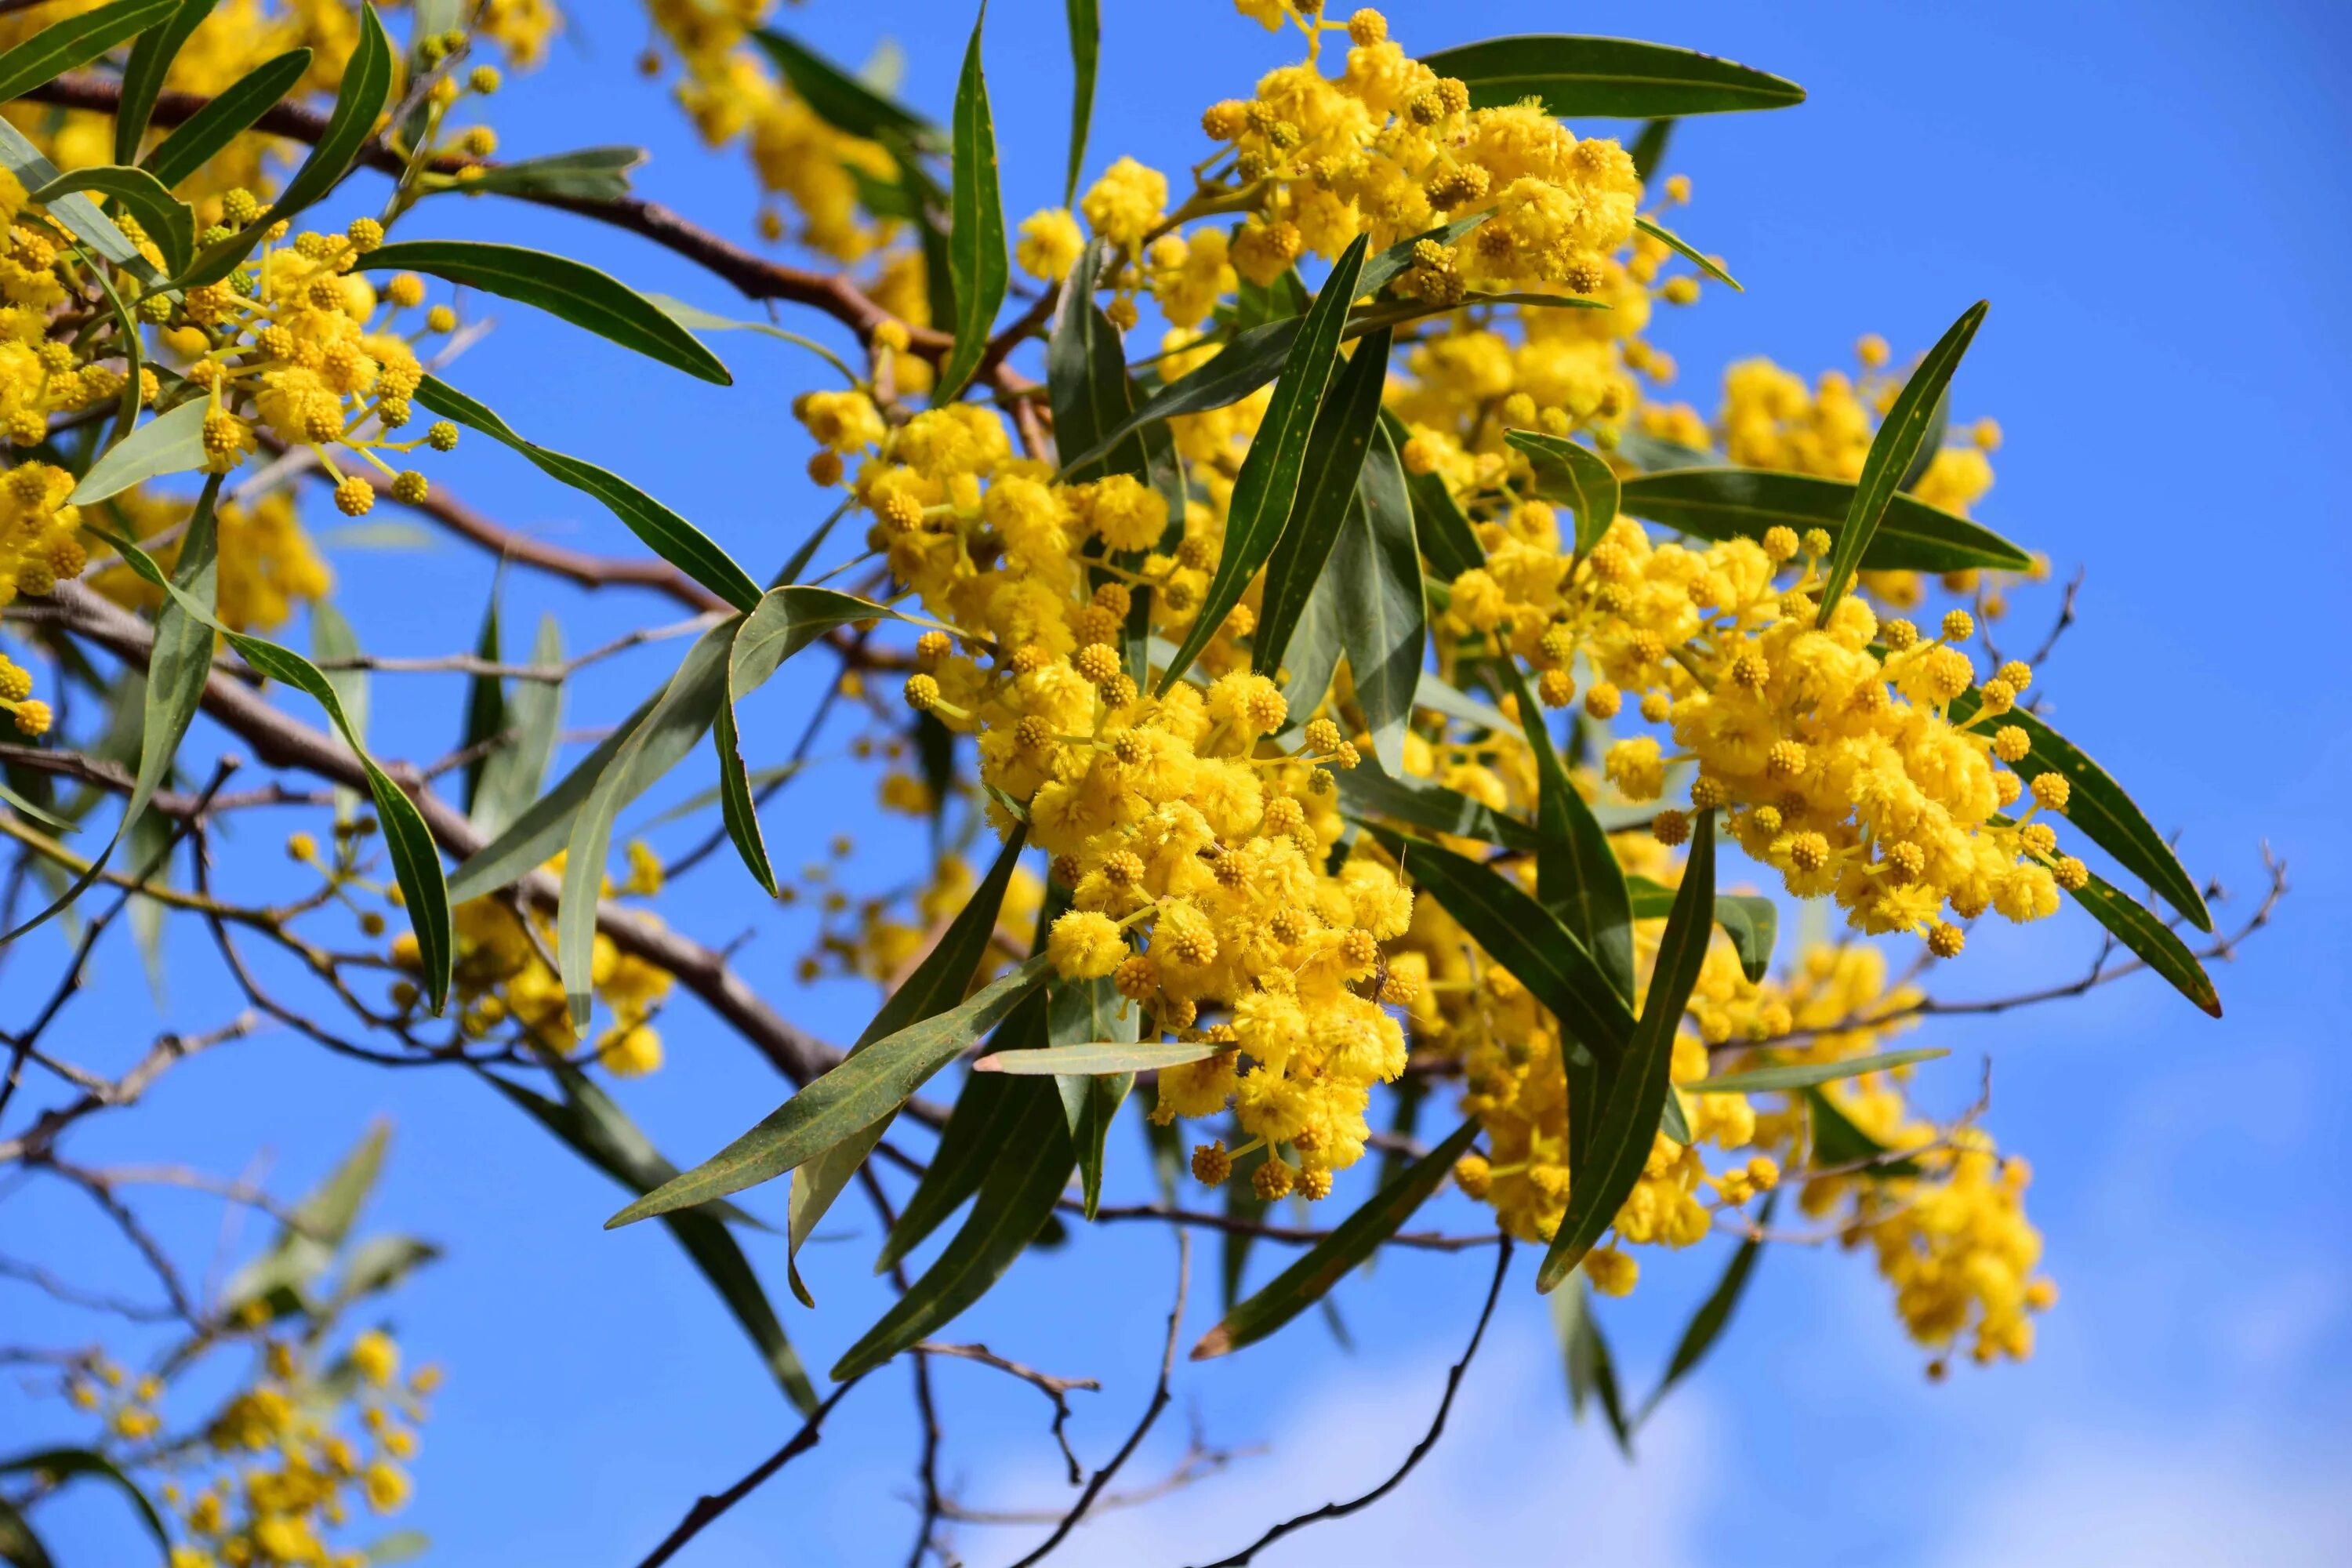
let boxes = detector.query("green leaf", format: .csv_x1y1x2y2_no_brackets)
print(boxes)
469,613,561,844
141,48,311,191
458,584,505,817
1620,467,2031,573
731,584,927,689
1806,1087,1921,1176
712,618,781,898
1272,564,1343,729
1508,429,1619,555
978,1039,1212,1076
935,3,1007,401
1160,233,1369,693
1418,34,1805,118
1368,828,1634,1069
1254,325,1390,680
1639,1188,1774,1423
307,597,367,822
875,985,1049,1275
1625,874,1777,983
0,779,80,835
415,376,761,612
558,617,743,1028
1899,387,1949,492
0,0,178,105
1337,761,1538,852
456,145,645,203
1818,300,1988,623
0,1449,169,1558
1192,1118,1481,1359
1943,694,2209,933
0,1492,54,1568
34,163,193,276
0,121,151,279
753,28,941,150
829,1073,1072,1381
2063,860,2222,1018
1628,118,1674,184
361,241,731,385
446,648,723,904
1538,811,1715,1293
1633,213,1740,292
1686,1048,1947,1096
613,832,1042,1229
1047,970,1134,1220
1378,408,1484,582
1062,0,1098,205
1500,662,1635,1002
1332,421,1424,775
77,241,143,453
484,1064,817,1414
1615,428,1720,474
356,1531,430,1565
114,0,216,165
644,293,860,386
1552,1272,1632,1455
68,397,208,504
224,1120,387,1311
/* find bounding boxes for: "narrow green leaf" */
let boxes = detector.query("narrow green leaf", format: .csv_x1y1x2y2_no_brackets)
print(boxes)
1160,234,1369,693
1539,812,1715,1293
713,619,782,897
415,376,760,612
2064,861,2222,1018
447,647,717,905
1687,1049,1947,1096
559,618,744,1029
0,0,177,105
1370,826,1636,1066
1899,387,1949,492
1418,34,1805,117
361,241,730,385
1615,428,1719,474
72,246,142,456
1333,422,1424,774
935,3,1007,400
0,1449,169,1557
876,989,1049,1274
1337,761,1538,852
1273,565,1343,729
615,833,1042,1229
33,163,193,277
1944,694,2209,933
458,585,505,816
1625,874,1777,983
1192,1119,1481,1359
1639,1188,1775,1423
1818,300,1988,622
1047,969,1134,1219
1633,213,1740,292
469,614,562,844
731,584,927,691
830,1078,1072,1381
114,0,217,165
1381,408,1484,580
1629,118,1674,184
644,292,859,385
1254,325,1390,679
1621,467,2031,573
0,121,151,279
979,1039,1212,1076
456,145,645,204
1552,1272,1632,1455
354,1532,428,1565
141,48,311,191
1508,429,1620,555
1501,661,1635,1002
752,28,941,149
307,598,366,822
0,1491,54,1568
223,1121,386,1310
1062,0,1098,205
485,1065,816,1413
68,397,207,504
1806,1087,1922,1176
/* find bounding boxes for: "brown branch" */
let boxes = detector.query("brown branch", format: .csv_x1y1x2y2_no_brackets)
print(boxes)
915,1341,1099,1488
1191,1238,1515,1568
1081,1200,1502,1254
1003,1232,1191,1568
631,1377,866,1568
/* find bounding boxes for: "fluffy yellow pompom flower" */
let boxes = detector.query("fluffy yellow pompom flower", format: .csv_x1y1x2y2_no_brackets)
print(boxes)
1047,910,1127,979
1015,208,1086,281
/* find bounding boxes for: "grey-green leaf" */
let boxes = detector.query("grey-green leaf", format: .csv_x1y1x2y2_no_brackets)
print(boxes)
1625,874,1777,984
1686,1049,1947,1096
1633,213,1740,292
141,48,310,191
34,162,193,276
1508,429,1619,555
1418,34,1804,118
1160,234,1369,693
1501,662,1635,1003
1818,300,1988,622
1639,1188,1774,1423
1254,325,1390,680
415,376,761,612
752,28,940,149
1062,0,1097,205
114,0,216,165
1621,467,2031,573
457,146,645,204
1192,1119,1481,1359
0,0,178,107
978,1039,1213,1076
69,397,208,504
1337,761,1538,852
1333,421,1424,774
935,2,1007,400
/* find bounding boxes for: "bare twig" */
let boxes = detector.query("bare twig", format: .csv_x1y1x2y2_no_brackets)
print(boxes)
1189,1238,1515,1568
1082,1200,1501,1254
630,1378,866,1568
915,1341,1100,1488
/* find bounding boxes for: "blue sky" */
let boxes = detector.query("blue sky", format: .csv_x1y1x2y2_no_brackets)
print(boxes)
9,1,2351,1564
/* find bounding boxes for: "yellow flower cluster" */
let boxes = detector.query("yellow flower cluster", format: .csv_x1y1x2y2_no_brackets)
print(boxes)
60,1327,437,1568
96,488,332,633
390,845,676,1075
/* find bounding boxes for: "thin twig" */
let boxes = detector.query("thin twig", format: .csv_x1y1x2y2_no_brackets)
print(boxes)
915,1341,1100,1488
630,1378,866,1568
